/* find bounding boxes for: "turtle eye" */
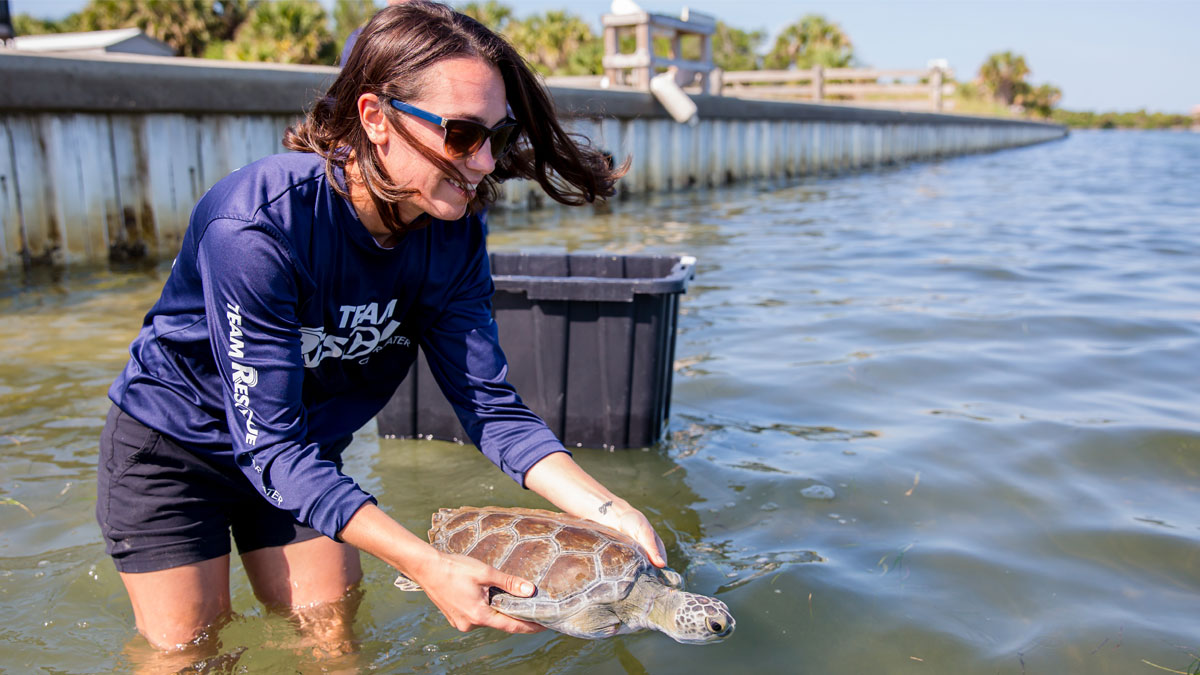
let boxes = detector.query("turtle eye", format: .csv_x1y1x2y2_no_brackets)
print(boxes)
708,618,725,633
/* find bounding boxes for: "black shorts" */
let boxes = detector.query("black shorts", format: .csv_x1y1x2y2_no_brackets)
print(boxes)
95,405,325,573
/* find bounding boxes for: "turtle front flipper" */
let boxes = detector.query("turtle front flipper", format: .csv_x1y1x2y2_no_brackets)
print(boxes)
550,605,625,640
660,567,685,589
491,592,624,639
394,574,423,592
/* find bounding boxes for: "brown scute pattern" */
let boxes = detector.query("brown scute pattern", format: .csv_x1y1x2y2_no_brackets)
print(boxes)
586,581,619,604
479,513,518,533
554,526,602,552
556,593,584,616
444,526,477,555
503,539,556,583
444,511,478,532
540,554,597,597
468,531,515,567
512,516,558,538
599,540,639,577
423,506,647,608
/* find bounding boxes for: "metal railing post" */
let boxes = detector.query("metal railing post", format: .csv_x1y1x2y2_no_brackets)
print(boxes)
931,67,944,112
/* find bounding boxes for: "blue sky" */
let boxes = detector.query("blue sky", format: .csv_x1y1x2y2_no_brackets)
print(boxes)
12,0,1199,113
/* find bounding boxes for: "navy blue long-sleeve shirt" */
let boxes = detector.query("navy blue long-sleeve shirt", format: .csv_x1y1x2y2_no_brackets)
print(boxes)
109,152,565,539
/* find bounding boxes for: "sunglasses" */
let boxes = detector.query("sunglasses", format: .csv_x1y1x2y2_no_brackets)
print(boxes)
389,99,519,160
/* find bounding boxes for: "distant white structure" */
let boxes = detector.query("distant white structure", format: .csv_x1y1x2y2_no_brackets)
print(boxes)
11,28,174,57
610,0,643,16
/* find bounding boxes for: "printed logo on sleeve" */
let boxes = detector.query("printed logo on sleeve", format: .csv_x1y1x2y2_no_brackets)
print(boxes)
225,302,260,447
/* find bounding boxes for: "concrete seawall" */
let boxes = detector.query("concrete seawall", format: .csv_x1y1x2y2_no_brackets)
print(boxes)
0,52,1066,268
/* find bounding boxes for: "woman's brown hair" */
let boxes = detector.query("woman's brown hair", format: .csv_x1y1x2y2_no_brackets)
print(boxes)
284,1,624,234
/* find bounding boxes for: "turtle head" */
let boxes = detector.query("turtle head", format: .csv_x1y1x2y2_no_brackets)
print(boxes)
653,589,735,644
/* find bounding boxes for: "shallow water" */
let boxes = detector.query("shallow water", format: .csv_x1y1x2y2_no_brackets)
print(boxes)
1,130,1198,673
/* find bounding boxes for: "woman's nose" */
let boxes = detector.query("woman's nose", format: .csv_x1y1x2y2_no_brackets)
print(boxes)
465,139,497,174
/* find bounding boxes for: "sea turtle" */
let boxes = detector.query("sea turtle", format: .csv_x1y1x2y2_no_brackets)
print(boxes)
394,506,735,644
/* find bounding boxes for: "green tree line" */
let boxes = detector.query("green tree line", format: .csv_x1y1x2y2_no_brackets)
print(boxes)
19,0,1176,125
1050,109,1194,130
11,0,855,71
13,0,331,62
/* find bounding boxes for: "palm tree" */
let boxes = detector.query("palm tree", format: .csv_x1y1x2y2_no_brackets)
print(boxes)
76,0,250,57
226,0,336,65
712,21,764,71
764,14,853,70
977,51,1030,106
1018,83,1062,118
457,1,513,33
12,12,81,35
333,0,378,49
504,10,600,76
671,21,762,71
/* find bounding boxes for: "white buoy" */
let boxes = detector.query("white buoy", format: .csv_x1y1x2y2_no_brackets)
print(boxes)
650,71,699,126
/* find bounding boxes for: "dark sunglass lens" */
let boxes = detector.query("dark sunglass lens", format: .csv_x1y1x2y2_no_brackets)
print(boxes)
443,121,488,158
490,125,517,158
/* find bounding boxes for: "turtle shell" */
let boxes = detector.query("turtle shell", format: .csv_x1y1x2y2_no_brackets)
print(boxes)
426,506,652,624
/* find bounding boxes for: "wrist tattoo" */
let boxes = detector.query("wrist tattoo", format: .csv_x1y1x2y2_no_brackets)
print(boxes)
598,500,613,515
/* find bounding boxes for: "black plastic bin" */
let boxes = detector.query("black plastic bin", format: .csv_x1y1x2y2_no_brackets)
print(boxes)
376,252,695,449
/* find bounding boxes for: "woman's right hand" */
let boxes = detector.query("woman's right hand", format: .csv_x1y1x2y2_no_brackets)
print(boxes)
337,503,544,635
412,551,545,634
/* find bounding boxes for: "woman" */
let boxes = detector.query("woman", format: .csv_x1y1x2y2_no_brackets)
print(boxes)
97,2,663,654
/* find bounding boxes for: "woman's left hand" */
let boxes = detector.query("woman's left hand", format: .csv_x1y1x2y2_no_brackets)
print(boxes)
592,501,668,569
524,452,669,568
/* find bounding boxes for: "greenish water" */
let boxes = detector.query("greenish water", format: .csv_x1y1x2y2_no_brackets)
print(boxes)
2,130,1198,673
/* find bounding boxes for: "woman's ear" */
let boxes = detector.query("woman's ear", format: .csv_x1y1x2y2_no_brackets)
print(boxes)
358,93,390,146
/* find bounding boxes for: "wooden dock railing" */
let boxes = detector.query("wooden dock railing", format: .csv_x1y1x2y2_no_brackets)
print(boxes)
717,66,953,111
596,11,952,112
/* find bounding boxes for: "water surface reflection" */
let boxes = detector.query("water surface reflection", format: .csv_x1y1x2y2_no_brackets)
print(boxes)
1,131,1198,673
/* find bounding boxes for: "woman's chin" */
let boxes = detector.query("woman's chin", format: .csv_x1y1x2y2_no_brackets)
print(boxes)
424,193,470,221
426,203,467,222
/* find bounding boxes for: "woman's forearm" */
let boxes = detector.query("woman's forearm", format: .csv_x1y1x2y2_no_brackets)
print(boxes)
337,502,438,576
524,451,668,567
524,451,629,521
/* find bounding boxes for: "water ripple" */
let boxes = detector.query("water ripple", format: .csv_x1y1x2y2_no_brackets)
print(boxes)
2,130,1199,673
